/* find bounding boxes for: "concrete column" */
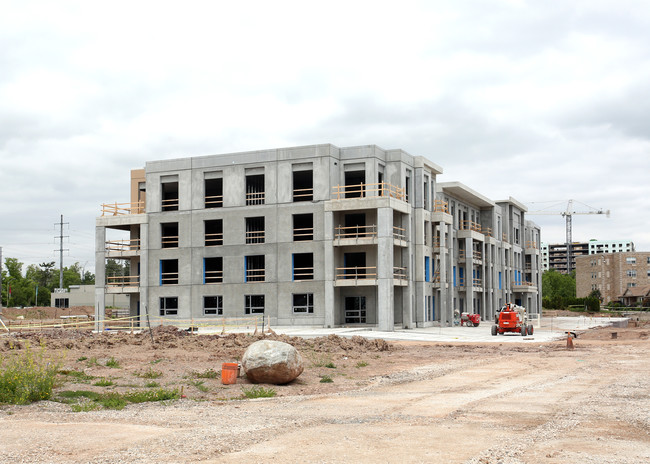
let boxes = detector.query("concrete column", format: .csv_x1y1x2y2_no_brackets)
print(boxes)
444,224,454,326
438,223,447,325
323,211,336,327
140,223,149,325
465,237,474,314
377,207,394,331
94,225,106,332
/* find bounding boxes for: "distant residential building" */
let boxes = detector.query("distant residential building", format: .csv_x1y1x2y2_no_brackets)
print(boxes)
51,285,129,309
542,240,635,273
575,251,650,303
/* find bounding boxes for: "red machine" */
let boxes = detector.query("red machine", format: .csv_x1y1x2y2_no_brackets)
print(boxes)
491,303,534,336
460,312,481,327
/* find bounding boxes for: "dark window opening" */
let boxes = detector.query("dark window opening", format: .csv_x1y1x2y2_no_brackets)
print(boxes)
159,296,178,316
245,295,265,314
161,222,179,248
292,293,314,314
293,170,313,201
345,296,366,323
204,257,223,283
161,182,179,211
344,252,366,279
245,255,265,282
54,298,69,308
293,213,313,241
205,219,223,246
205,178,223,208
203,295,222,315
293,253,314,280
160,259,178,285
246,174,265,205
345,171,365,198
245,217,265,244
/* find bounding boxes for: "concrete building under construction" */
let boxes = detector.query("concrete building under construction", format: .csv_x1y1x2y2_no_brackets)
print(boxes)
95,144,542,330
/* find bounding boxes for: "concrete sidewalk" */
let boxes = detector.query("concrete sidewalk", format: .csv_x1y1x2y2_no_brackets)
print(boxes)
262,316,628,343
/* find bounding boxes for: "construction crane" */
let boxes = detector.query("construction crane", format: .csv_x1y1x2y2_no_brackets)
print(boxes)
528,199,610,273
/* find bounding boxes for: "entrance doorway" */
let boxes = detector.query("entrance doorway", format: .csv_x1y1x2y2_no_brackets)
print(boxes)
345,296,366,323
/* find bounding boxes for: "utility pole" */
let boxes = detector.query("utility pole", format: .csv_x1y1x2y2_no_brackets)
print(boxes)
55,215,69,291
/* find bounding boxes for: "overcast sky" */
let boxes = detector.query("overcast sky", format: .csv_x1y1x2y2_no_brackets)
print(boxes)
1,0,649,274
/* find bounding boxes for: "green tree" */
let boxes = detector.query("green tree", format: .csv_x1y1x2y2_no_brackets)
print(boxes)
541,270,576,309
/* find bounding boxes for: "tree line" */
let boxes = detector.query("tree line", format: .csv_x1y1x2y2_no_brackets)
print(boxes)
542,269,600,311
0,258,128,308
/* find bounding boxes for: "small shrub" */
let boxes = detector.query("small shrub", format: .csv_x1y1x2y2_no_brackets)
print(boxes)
320,375,333,383
241,386,276,399
124,389,180,404
324,362,336,369
98,392,128,410
136,368,163,379
58,369,95,382
93,378,114,387
144,381,160,388
190,380,209,392
77,356,88,362
307,352,332,368
105,357,121,369
355,361,368,368
0,344,62,404
150,359,163,365
191,369,219,379
86,357,100,367
71,402,100,412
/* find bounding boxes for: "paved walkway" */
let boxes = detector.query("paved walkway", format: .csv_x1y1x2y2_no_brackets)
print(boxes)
263,316,627,343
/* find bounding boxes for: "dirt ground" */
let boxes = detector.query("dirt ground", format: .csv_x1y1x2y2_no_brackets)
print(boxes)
0,315,648,463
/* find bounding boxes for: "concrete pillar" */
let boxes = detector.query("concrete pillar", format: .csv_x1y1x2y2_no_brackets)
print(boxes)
438,223,447,325
94,225,106,332
324,211,336,327
443,224,454,326
465,237,474,314
377,207,394,331
140,223,149,325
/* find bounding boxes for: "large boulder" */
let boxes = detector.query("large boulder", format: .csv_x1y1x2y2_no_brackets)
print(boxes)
242,340,304,384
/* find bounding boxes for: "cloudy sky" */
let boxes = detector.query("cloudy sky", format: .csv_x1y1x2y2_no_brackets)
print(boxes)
1,0,649,274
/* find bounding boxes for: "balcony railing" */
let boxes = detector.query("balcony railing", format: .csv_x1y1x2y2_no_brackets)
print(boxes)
393,267,408,281
105,239,140,253
458,250,482,261
161,198,179,211
331,182,405,201
393,226,407,241
106,275,140,288
525,241,538,249
335,224,377,240
433,272,441,283
513,280,535,287
502,233,508,242
204,270,223,283
205,195,223,208
161,272,179,285
293,267,314,280
101,201,144,216
482,227,493,238
335,266,378,280
161,235,179,248
460,220,482,233
205,233,223,246
293,227,314,241
245,231,265,244
245,268,265,282
246,192,265,205
292,187,313,201
433,200,449,213
473,278,483,287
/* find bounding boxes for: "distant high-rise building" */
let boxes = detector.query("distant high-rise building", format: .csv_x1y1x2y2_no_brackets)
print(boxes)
541,240,635,273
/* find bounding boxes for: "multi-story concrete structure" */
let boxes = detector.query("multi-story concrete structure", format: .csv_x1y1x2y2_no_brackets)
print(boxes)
541,239,635,273
576,251,650,303
95,144,541,331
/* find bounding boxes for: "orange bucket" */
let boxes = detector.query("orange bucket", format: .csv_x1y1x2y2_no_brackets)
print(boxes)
221,362,238,385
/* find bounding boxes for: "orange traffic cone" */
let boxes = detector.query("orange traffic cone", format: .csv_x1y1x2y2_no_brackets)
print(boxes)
566,332,574,350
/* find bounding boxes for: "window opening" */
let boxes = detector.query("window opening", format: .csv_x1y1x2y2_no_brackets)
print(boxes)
54,298,69,308
245,295,265,314
245,217,265,244
205,219,223,246
293,170,313,201
246,174,265,205
161,222,179,248
204,257,223,283
160,259,178,285
343,252,367,279
245,255,265,282
293,253,314,280
293,213,313,241
205,178,223,208
203,296,222,315
345,296,366,323
345,171,365,198
159,297,178,316
292,293,314,314
161,181,179,211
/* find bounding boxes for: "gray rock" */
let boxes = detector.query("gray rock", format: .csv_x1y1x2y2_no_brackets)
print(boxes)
242,340,304,384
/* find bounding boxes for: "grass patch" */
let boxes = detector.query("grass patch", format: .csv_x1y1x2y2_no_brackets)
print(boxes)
136,367,163,379
71,402,101,412
77,356,88,362
105,357,121,369
93,378,115,387
319,375,333,383
355,361,368,368
144,381,160,388
58,369,95,382
307,352,333,368
150,359,163,365
56,388,180,410
189,380,209,392
0,344,62,405
190,369,219,379
324,362,336,369
241,386,276,399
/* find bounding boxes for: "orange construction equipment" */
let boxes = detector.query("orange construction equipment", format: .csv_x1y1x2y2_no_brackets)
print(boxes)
491,303,534,336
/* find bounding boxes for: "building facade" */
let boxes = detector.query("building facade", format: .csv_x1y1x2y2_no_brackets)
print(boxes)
576,251,650,303
542,239,635,273
95,144,541,331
